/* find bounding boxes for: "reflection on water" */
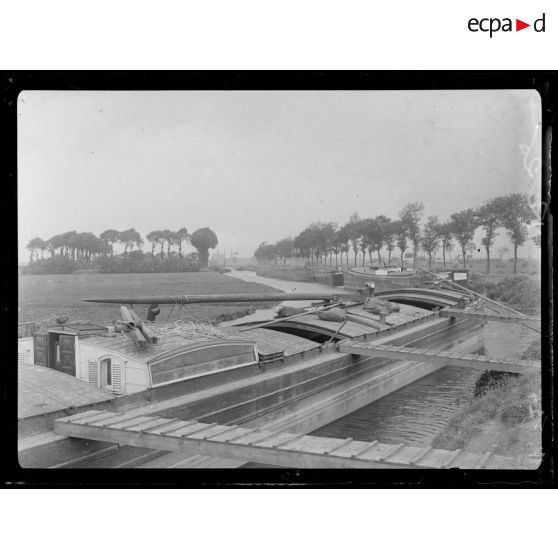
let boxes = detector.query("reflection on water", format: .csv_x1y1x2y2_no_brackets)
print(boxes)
312,322,540,445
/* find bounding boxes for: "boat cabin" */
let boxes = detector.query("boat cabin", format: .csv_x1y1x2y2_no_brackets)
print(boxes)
29,322,110,376
367,265,402,275
77,332,259,394
17,287,472,398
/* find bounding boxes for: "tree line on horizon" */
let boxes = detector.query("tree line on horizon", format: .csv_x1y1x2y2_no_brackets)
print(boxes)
254,193,539,275
25,226,219,274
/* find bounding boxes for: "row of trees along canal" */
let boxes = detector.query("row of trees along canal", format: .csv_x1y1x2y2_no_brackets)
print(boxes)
254,193,539,275
25,227,219,274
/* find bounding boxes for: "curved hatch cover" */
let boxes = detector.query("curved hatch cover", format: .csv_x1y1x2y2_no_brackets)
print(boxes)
149,339,257,385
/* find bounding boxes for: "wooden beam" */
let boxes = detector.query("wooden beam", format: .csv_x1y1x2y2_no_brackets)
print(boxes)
440,309,541,324
54,411,539,469
338,342,541,374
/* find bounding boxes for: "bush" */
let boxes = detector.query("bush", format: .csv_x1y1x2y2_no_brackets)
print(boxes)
94,253,201,274
24,255,78,275
470,275,541,315
473,370,519,398
501,404,530,426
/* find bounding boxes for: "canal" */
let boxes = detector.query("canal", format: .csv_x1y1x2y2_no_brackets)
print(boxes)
228,271,539,448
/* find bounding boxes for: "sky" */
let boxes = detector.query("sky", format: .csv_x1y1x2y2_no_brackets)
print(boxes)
18,89,542,262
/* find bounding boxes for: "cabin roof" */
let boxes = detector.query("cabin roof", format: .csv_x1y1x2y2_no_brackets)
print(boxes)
81,322,320,361
234,328,320,356
18,363,114,419
80,329,256,363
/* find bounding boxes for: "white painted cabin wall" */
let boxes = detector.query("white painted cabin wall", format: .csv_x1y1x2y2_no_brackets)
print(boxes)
77,340,150,394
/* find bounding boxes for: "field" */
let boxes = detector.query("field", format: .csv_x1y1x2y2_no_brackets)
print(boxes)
18,271,283,325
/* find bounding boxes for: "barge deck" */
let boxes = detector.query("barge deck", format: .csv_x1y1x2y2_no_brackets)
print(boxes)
19,286,532,469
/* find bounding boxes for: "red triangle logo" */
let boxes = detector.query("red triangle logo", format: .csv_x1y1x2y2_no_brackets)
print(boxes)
516,19,530,31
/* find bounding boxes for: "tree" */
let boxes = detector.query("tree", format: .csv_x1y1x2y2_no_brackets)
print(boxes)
254,242,277,263
476,198,504,275
131,229,144,252
118,229,133,256
175,227,190,258
319,222,338,268
336,226,350,268
294,228,312,264
399,202,424,269
500,193,533,274
36,238,47,259
118,228,143,256
421,216,441,270
345,212,362,267
161,229,174,256
61,230,77,259
190,227,218,266
275,238,295,266
26,237,44,262
365,215,390,265
77,232,103,262
146,230,162,259
47,234,64,257
449,209,478,270
437,221,454,269
99,229,120,257
358,218,372,267
393,220,409,268
294,223,334,267
384,221,397,265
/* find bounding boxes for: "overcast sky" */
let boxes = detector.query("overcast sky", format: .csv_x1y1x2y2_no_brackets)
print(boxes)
18,89,541,262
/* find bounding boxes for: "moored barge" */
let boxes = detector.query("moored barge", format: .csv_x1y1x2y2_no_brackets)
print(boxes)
19,283,532,469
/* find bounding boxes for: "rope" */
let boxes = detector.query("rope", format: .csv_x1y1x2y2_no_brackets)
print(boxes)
156,320,230,340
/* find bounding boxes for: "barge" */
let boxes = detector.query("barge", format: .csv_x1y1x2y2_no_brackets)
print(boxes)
17,282,538,469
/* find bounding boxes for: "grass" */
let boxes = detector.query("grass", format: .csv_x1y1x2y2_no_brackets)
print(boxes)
432,339,542,453
18,271,283,325
469,274,541,315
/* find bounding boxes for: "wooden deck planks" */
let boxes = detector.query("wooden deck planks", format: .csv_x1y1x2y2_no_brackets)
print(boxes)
54,411,540,469
439,309,540,324
338,342,541,374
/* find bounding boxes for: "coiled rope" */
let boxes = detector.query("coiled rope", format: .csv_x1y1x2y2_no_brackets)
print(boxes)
156,320,230,340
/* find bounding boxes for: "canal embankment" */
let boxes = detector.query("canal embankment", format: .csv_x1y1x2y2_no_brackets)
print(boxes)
469,274,541,315
432,339,542,460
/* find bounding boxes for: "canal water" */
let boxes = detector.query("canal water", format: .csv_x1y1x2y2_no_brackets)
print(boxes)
228,270,539,447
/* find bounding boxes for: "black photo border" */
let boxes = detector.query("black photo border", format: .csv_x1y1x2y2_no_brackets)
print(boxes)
1,70,555,488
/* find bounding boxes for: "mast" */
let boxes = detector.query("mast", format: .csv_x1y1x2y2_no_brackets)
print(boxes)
84,293,339,305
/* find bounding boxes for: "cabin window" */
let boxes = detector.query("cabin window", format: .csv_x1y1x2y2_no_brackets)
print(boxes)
101,358,112,390
94,357,125,395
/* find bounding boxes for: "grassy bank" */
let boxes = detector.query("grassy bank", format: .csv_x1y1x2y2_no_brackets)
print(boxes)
432,340,542,457
18,271,283,325
469,274,541,315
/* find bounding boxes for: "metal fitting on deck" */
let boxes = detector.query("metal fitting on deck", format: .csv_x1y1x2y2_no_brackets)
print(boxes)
365,282,375,296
